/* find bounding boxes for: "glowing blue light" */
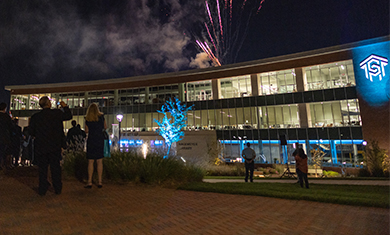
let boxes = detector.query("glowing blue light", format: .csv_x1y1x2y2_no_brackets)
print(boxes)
154,97,193,158
136,140,143,145
360,54,388,82
353,41,390,107
154,140,163,146
119,139,130,147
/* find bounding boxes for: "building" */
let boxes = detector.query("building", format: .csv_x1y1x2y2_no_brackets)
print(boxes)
5,36,390,166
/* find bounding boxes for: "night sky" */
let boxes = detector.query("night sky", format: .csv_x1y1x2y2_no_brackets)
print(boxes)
0,0,389,102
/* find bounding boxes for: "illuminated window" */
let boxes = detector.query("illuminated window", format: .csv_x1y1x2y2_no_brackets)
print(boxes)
259,69,296,95
220,75,251,99
305,60,355,91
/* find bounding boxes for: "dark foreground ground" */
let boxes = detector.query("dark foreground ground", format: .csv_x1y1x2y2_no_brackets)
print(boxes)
0,168,389,235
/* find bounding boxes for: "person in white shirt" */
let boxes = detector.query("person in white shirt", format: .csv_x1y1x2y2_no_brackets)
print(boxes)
242,142,256,182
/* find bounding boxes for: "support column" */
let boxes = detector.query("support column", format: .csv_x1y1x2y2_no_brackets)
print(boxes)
84,92,89,108
144,87,149,104
298,104,312,128
114,89,119,106
212,79,221,100
305,139,311,164
250,74,259,97
295,67,306,92
353,144,358,164
330,140,338,164
178,83,185,102
26,95,30,110
282,145,288,164
295,68,311,128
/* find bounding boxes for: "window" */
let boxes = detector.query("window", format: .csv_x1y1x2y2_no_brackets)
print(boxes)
259,69,296,95
220,75,251,98
305,60,355,91
309,99,361,127
185,80,212,101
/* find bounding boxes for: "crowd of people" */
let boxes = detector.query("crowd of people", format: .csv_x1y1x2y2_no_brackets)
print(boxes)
2,96,308,196
0,103,87,170
0,97,108,195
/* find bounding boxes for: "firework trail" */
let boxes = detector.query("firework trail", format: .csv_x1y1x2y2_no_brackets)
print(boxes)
195,0,266,66
196,40,221,66
257,0,265,12
217,0,223,38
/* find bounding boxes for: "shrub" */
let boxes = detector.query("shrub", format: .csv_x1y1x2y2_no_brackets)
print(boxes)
62,150,204,186
363,140,389,177
62,150,88,181
205,164,245,176
358,168,371,177
273,165,284,175
323,170,340,177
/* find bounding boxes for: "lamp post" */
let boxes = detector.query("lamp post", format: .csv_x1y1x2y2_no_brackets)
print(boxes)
116,114,123,147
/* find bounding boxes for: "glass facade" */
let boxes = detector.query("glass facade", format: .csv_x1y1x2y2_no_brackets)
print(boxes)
185,80,212,101
220,75,251,98
309,99,361,127
259,69,296,95
9,59,364,167
305,60,355,91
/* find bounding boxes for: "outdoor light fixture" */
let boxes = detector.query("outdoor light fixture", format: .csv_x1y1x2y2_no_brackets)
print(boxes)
116,114,123,145
116,114,123,123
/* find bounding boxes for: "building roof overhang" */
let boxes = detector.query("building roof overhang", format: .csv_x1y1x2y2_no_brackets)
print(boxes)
5,35,389,95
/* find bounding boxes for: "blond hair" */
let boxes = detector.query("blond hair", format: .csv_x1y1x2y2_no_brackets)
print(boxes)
85,103,103,122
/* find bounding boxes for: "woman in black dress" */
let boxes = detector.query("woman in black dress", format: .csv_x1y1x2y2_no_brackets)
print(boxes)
85,103,107,188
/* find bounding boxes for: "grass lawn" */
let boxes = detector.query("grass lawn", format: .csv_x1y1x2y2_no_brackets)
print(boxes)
204,175,390,180
178,182,390,208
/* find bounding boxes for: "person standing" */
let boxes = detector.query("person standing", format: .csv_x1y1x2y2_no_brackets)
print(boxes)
66,120,83,151
292,143,303,183
242,142,256,182
84,103,107,189
294,148,309,189
0,102,13,170
29,97,72,195
77,124,86,143
21,120,33,166
10,118,23,167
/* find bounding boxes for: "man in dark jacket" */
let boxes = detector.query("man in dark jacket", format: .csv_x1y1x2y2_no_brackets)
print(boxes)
242,142,256,182
11,118,23,167
29,97,72,195
66,120,83,151
0,102,13,170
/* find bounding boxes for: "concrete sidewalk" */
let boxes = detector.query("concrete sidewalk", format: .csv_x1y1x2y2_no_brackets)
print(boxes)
0,170,389,235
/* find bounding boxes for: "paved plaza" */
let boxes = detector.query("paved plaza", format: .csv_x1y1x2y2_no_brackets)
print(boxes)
0,169,389,235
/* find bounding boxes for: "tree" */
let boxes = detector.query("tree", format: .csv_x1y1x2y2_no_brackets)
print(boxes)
154,98,193,158
310,148,325,178
364,140,389,177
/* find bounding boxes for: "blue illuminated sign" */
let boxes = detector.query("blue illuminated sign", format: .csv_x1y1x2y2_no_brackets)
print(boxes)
119,139,145,147
353,41,390,107
154,140,163,146
360,54,388,82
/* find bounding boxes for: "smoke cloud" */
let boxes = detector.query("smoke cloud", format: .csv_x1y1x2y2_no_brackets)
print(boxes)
190,52,212,69
0,0,204,85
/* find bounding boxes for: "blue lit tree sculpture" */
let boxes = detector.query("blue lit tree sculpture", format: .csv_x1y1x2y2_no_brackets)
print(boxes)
154,97,193,158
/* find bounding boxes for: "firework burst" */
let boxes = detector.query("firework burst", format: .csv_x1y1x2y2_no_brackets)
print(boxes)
196,0,266,66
